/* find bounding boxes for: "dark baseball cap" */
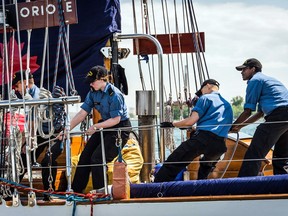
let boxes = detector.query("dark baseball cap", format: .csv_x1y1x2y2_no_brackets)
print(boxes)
195,79,220,96
235,58,262,71
85,65,108,83
12,71,33,85
200,79,220,89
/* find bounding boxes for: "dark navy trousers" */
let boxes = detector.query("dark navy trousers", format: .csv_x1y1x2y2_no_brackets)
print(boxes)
154,130,227,182
238,106,288,177
72,119,131,192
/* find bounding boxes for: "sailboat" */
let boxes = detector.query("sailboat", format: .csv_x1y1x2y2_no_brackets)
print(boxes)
0,0,288,215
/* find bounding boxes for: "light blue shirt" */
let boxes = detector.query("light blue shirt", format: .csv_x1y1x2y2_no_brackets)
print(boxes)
192,91,233,138
29,84,40,99
244,72,288,116
81,82,129,121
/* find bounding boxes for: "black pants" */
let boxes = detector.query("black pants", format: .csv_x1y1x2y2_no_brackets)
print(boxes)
238,106,288,177
154,130,227,182
20,134,63,190
72,119,131,192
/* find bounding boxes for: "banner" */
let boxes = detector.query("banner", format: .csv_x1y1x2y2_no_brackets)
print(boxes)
0,0,121,100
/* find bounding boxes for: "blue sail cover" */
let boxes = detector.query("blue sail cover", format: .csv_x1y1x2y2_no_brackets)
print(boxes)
0,0,121,100
130,175,288,198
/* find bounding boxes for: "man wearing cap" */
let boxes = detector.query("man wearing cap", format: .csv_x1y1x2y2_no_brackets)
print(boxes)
154,79,233,182
12,71,65,201
12,71,40,99
65,65,131,192
231,58,288,177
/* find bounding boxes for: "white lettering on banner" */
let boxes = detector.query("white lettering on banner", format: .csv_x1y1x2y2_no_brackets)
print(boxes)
66,2,72,12
46,4,56,15
19,1,72,18
20,7,29,17
31,6,39,16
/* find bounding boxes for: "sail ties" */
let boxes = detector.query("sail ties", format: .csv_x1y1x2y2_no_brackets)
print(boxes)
164,104,175,153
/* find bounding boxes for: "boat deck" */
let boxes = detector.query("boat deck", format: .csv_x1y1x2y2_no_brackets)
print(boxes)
2,193,288,207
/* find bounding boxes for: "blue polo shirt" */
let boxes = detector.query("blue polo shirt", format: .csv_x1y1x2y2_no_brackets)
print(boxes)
192,91,233,138
244,72,288,116
29,84,40,99
81,83,129,121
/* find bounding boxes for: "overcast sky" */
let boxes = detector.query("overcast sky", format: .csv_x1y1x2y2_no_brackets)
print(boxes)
119,0,288,110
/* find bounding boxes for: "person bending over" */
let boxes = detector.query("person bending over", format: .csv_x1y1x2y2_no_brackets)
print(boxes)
155,79,233,182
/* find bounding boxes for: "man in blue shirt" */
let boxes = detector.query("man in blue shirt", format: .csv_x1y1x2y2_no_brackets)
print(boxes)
12,71,40,99
12,71,65,201
68,65,131,192
154,79,233,182
231,58,288,176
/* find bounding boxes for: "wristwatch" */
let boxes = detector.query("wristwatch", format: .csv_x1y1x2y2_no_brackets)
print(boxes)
93,125,97,130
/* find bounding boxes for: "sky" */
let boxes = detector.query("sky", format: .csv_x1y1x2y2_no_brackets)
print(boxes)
119,0,288,111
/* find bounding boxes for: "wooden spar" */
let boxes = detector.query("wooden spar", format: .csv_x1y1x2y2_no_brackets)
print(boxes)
133,32,205,55
4,0,78,31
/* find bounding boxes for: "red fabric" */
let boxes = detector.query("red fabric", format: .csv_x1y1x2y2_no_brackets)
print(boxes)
4,112,25,136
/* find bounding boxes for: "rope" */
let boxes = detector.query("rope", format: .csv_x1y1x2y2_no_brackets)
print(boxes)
220,132,240,179
132,0,147,90
189,0,209,77
187,0,208,83
0,177,111,202
149,0,157,91
161,0,176,98
53,0,76,95
132,0,209,108
116,130,123,162
164,105,175,153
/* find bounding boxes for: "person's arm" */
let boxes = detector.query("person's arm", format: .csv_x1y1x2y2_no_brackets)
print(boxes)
173,111,199,128
57,108,88,140
230,108,252,132
243,111,263,125
96,116,121,128
86,116,121,135
70,109,89,131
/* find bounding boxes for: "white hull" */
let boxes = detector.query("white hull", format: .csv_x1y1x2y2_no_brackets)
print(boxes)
1,195,288,216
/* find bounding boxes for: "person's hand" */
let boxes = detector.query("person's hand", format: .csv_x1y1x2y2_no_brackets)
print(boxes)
229,125,240,133
85,125,98,135
187,126,197,137
160,122,174,128
56,130,66,140
23,92,33,100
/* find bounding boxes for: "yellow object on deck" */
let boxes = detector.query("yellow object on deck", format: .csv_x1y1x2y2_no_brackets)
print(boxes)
71,137,143,193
